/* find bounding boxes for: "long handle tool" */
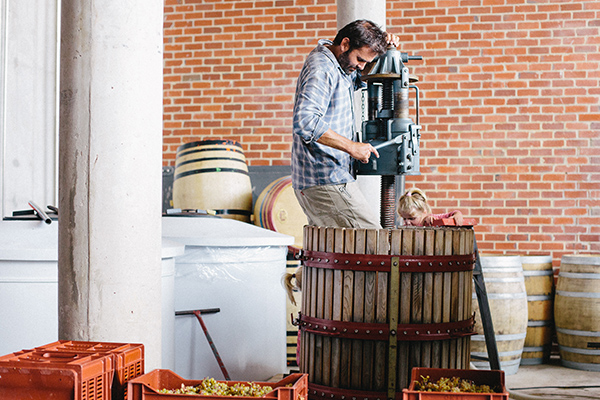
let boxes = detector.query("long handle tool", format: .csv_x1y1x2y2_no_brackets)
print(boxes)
175,308,231,380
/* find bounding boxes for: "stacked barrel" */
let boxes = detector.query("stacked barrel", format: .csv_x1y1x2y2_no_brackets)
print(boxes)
471,255,528,375
555,254,600,372
470,252,600,373
172,140,252,222
253,176,307,250
520,255,555,365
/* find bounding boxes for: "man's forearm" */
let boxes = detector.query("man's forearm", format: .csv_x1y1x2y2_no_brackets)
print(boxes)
316,129,379,163
316,129,355,153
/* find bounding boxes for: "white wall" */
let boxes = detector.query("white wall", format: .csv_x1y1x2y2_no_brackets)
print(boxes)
0,0,59,217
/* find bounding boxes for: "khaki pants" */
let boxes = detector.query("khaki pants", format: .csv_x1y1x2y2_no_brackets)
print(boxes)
294,182,382,229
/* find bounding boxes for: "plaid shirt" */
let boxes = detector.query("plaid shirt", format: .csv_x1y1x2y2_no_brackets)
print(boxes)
291,40,364,190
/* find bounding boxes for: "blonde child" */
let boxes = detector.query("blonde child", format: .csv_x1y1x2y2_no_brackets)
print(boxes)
282,266,302,306
397,188,464,226
282,266,303,364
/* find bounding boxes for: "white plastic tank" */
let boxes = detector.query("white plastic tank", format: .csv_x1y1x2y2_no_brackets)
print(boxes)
162,216,293,381
0,220,59,356
0,219,185,369
159,239,186,369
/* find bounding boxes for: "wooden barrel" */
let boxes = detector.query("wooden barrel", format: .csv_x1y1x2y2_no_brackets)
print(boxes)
555,254,600,371
172,140,252,222
520,254,554,365
299,226,475,398
471,255,528,375
254,176,307,249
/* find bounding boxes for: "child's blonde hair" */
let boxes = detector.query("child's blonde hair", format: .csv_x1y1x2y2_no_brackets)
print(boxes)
282,266,303,306
397,188,431,216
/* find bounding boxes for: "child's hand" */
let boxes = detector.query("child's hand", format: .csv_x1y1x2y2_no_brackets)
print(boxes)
452,210,464,226
422,214,435,226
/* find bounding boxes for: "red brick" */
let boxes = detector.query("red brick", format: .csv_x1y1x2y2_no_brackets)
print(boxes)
162,0,598,253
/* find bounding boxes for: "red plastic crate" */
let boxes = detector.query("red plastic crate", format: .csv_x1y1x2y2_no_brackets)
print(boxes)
127,369,308,400
0,350,113,400
33,340,145,400
402,368,508,400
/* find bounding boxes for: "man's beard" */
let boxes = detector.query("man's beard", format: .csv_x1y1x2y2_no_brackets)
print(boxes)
338,50,354,74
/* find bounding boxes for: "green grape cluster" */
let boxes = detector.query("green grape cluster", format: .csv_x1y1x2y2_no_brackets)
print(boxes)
414,375,498,393
159,377,274,397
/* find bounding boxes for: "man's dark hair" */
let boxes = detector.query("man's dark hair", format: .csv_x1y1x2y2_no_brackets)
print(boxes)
333,19,388,55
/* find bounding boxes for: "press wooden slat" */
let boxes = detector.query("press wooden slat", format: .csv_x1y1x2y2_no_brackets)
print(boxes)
349,229,366,389
431,228,445,368
389,229,402,395
301,226,308,318
458,228,468,368
303,226,313,376
421,228,435,367
312,228,327,383
339,228,355,388
441,228,453,369
362,228,378,390
330,227,344,388
311,226,320,318
399,228,412,391
410,228,424,375
321,227,335,387
308,226,319,380
374,229,389,391
452,228,462,369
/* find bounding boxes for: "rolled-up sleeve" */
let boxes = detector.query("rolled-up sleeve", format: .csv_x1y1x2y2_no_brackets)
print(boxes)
291,42,357,191
292,65,333,143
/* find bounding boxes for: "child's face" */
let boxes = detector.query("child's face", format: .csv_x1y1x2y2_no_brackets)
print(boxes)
400,209,428,226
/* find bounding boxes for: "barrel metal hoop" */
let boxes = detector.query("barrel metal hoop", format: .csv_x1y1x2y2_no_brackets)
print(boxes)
298,314,475,341
212,209,252,216
308,382,401,400
302,250,476,272
175,156,247,169
174,167,249,180
176,139,243,153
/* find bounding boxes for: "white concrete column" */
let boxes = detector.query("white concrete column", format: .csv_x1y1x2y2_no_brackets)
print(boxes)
58,0,164,370
338,0,388,223
337,0,386,30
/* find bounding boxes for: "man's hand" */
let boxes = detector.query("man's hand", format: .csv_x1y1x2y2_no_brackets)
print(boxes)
316,129,379,163
350,141,379,163
386,32,400,48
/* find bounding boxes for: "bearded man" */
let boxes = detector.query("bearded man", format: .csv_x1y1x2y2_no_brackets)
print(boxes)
291,19,399,229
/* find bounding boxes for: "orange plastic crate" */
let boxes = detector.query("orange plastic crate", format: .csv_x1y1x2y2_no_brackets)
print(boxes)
127,369,308,400
0,350,113,400
33,340,145,400
402,368,508,400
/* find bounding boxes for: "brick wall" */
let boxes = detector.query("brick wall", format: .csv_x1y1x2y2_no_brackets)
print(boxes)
163,0,600,262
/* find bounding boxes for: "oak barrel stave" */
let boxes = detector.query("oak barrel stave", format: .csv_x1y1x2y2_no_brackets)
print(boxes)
520,254,554,365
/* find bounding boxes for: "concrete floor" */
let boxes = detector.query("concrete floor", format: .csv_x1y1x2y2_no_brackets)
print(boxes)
280,356,600,399
505,357,600,400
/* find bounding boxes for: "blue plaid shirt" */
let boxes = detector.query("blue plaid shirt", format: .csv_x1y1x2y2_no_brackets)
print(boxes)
291,40,365,190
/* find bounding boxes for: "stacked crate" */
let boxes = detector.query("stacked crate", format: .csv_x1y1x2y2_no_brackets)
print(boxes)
127,369,308,400
0,340,144,400
403,368,508,400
